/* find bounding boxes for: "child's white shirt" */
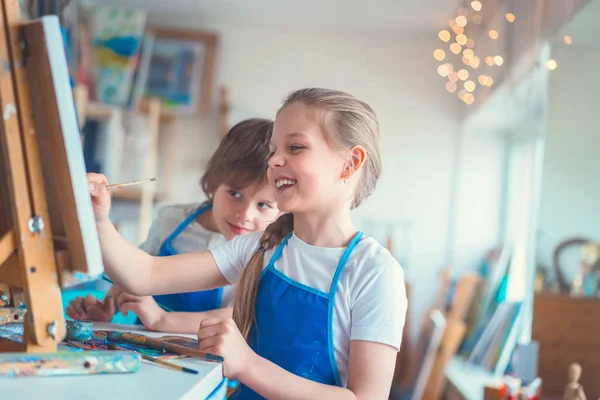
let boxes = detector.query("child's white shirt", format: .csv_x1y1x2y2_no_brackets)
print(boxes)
139,203,235,307
210,230,407,387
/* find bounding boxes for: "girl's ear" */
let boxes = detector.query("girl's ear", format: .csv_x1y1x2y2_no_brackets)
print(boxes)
342,145,367,180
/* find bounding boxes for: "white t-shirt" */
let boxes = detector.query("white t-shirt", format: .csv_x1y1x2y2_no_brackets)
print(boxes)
210,230,407,387
139,203,235,307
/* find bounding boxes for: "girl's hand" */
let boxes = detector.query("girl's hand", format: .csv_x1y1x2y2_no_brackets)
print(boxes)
66,294,116,322
87,172,111,222
116,292,165,331
197,317,255,379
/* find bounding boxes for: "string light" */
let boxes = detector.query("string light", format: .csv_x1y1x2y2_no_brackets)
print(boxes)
455,16,468,27
478,75,487,85
470,1,482,11
438,65,450,77
458,69,469,80
485,76,494,87
564,35,573,45
446,81,457,93
485,56,495,66
464,80,476,92
506,13,515,22
463,93,475,105
452,25,465,35
434,49,446,61
489,30,499,40
462,56,471,65
439,30,451,42
470,56,481,68
456,33,468,46
448,71,459,83
450,43,462,54
444,63,454,73
545,59,558,70
494,56,504,66
458,90,467,100
463,49,474,60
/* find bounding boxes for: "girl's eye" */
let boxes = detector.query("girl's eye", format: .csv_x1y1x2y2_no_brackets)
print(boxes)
290,145,303,152
228,190,242,199
258,202,272,209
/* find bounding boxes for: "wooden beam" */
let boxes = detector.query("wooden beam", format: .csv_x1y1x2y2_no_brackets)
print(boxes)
0,230,14,265
0,253,22,287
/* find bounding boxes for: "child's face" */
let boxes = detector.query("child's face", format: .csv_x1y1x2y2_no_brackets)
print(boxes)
211,182,280,240
268,102,349,213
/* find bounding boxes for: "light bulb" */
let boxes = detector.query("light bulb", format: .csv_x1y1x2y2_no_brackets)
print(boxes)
434,49,446,61
478,75,487,85
456,34,467,46
489,30,499,40
439,30,451,42
446,81,457,93
494,56,504,66
470,56,481,68
448,71,459,83
457,69,469,81
456,16,468,27
545,59,558,71
506,13,515,22
458,90,467,100
464,80,476,92
437,65,450,77
450,43,462,54
452,25,464,35
444,63,454,73
564,35,573,45
464,93,475,105
485,76,494,87
471,1,482,11
462,56,471,65
463,49,475,60
485,56,495,66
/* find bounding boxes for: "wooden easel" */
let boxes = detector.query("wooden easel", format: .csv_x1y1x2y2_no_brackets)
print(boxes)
0,0,103,353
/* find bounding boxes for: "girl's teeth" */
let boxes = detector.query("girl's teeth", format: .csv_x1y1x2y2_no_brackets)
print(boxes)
276,179,296,188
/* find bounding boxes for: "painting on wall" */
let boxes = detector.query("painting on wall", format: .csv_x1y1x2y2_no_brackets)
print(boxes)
142,27,217,115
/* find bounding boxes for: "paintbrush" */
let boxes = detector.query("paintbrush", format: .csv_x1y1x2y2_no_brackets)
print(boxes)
108,343,198,374
107,331,224,363
105,178,156,190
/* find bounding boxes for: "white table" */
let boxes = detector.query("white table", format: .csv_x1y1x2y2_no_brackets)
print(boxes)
0,322,225,400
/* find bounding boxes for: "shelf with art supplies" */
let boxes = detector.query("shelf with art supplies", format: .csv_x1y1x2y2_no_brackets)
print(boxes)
0,7,226,399
442,245,547,400
390,267,482,400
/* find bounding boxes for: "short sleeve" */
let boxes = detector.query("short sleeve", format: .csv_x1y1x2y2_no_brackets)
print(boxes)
138,207,167,256
350,256,407,351
209,231,263,284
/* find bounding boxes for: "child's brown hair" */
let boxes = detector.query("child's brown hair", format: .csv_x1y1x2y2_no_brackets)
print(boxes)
200,118,273,198
233,88,382,338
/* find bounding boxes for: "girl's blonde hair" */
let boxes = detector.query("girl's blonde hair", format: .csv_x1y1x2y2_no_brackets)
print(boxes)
233,88,382,338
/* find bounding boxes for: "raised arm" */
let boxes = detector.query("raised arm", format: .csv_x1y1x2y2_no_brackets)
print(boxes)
88,173,229,296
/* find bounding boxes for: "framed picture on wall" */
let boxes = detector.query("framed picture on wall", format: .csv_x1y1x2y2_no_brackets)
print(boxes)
140,27,218,115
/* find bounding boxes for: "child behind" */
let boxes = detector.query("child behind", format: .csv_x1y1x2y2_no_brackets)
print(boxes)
88,88,407,399
67,118,280,333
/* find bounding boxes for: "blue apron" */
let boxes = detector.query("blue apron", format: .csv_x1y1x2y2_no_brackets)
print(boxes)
232,231,363,399
136,204,223,324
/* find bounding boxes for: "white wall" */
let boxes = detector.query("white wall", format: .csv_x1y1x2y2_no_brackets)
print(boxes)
537,44,600,281
109,14,464,338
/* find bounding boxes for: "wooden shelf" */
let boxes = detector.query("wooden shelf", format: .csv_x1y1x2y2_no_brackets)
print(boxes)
111,189,166,202
85,101,175,122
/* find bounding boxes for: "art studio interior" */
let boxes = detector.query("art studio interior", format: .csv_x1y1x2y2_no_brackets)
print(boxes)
0,0,598,399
